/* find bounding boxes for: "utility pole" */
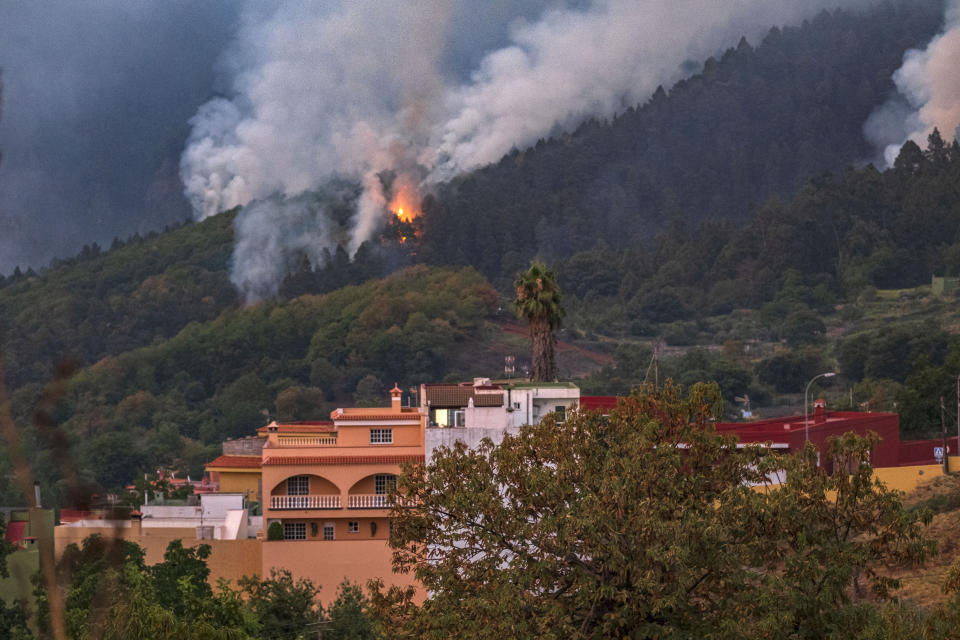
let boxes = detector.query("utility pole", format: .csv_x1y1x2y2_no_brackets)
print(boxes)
941,397,949,474
955,372,959,472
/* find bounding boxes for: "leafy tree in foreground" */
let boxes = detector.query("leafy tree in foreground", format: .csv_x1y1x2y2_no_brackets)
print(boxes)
239,568,322,640
376,382,933,639
38,535,258,640
325,580,377,640
513,261,564,381
0,514,33,640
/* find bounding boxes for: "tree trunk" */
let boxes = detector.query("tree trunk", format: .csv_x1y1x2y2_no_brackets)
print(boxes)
530,317,555,381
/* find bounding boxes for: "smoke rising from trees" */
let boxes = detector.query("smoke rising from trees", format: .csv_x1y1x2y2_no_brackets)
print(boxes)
181,0,882,302
866,0,960,165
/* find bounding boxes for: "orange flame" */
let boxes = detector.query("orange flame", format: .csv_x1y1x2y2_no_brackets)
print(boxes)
388,178,420,223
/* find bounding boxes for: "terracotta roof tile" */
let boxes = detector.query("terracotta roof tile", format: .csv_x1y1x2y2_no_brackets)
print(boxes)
263,454,425,466
205,455,262,469
332,413,423,421
423,384,503,408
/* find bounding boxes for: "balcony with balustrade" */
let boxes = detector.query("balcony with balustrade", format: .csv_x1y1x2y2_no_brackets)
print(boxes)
267,474,342,515
270,494,342,510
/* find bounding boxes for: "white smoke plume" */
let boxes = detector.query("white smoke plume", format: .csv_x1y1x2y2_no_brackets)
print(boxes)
866,0,960,166
230,185,359,302
181,0,881,302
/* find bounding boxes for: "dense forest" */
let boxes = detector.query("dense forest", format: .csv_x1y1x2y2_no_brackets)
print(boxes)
417,1,944,286
1,0,959,499
0,267,497,504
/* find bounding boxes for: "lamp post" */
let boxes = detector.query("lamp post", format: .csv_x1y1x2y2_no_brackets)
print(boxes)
805,372,836,443
955,372,959,469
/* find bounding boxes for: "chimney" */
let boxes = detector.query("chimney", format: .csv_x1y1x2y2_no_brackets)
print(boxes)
390,383,403,412
814,398,826,425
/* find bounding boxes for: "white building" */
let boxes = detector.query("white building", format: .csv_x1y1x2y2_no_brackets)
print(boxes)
421,378,580,458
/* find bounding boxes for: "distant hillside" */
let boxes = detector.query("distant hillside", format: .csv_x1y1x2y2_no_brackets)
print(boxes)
0,0,956,505
0,212,237,389
419,1,944,285
0,0,943,396
0,266,501,504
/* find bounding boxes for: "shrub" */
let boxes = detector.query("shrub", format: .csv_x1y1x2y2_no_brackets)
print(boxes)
267,522,283,541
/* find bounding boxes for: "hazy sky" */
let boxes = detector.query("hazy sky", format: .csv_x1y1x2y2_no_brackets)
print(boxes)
0,2,241,273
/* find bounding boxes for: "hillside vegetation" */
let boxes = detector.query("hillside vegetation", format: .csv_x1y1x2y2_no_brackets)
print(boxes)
0,266,498,504
0,0,958,499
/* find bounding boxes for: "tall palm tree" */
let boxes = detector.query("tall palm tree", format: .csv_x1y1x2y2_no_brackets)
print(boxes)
513,262,564,381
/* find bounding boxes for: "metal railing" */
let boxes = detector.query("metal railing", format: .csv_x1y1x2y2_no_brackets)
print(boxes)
270,495,341,510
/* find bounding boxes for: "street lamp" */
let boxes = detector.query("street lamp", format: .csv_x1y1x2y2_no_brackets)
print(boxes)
955,372,959,465
805,372,836,443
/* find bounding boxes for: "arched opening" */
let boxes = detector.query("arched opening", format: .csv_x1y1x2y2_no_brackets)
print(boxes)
269,474,341,510
347,473,396,509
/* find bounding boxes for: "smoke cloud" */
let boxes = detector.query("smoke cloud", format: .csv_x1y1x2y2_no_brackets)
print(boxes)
181,0,881,302
231,184,360,302
866,0,960,165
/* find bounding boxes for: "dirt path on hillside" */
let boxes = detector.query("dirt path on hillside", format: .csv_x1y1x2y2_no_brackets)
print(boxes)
498,322,613,367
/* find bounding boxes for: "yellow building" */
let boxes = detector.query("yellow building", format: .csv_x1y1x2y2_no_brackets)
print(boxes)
204,455,262,504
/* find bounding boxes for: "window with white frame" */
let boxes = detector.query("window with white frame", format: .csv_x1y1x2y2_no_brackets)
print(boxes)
374,474,396,495
287,475,309,496
369,428,393,444
348,521,359,533
283,522,306,540
323,522,335,540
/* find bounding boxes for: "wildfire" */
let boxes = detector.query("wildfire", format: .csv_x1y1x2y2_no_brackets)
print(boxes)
388,178,421,223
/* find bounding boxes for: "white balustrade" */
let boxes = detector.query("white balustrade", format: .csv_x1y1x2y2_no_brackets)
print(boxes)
277,436,337,447
270,494,341,510
347,494,393,509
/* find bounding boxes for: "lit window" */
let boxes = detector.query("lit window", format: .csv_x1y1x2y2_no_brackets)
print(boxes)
283,522,306,540
370,428,393,444
323,523,335,540
374,474,396,495
348,521,359,533
287,475,309,496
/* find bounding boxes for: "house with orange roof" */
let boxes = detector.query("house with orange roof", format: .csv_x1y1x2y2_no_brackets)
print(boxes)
259,384,424,603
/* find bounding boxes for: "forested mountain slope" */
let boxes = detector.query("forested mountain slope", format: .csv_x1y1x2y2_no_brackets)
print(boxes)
418,1,944,285
0,266,498,504
0,212,237,389
0,0,956,501
0,0,942,396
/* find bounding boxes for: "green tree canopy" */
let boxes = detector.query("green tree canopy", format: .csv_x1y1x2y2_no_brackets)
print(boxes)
376,382,933,638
